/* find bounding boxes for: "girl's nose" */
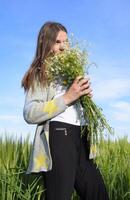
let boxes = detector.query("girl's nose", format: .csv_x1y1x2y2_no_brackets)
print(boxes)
59,43,65,51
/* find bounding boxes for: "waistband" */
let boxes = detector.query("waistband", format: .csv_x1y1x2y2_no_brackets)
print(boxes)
50,120,81,128
49,121,88,135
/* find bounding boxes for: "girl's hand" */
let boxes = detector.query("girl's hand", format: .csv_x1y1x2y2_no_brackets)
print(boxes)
63,76,93,105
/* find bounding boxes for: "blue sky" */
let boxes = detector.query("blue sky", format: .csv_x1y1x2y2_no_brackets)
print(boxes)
0,0,130,141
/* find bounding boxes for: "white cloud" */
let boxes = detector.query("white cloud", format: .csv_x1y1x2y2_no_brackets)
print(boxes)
113,126,130,141
93,78,130,100
0,123,35,142
0,96,24,107
113,112,130,122
110,101,130,122
0,114,22,122
111,101,130,111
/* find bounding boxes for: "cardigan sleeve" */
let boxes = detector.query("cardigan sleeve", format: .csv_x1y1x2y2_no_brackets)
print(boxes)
23,84,67,124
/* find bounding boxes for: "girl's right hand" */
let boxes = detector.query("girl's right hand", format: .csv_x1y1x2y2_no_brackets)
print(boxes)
63,76,93,105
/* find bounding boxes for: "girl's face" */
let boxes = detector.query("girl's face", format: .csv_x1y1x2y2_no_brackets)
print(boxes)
51,30,68,54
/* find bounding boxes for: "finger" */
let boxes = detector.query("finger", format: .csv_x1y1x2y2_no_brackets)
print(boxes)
78,77,90,87
80,88,92,96
87,92,93,98
74,76,84,83
80,82,91,91
86,94,93,98
88,94,93,98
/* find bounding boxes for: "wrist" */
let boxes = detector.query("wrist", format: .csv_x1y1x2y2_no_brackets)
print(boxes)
63,93,72,106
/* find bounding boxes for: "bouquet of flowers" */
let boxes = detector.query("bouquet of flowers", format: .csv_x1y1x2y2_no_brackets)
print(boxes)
45,44,113,149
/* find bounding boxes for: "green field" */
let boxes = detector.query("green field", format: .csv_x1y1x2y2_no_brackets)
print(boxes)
0,135,130,200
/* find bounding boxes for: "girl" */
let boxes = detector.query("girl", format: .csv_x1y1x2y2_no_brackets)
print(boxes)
22,21,109,200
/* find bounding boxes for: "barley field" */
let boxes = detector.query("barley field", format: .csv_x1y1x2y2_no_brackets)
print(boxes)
0,135,130,200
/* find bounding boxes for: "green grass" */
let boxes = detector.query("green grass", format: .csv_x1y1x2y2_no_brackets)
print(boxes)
0,136,44,200
0,135,130,200
96,136,130,200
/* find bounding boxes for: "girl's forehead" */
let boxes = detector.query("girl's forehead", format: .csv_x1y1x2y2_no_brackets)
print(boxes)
56,31,68,40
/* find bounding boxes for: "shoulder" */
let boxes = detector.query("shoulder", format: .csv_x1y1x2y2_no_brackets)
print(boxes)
25,81,56,101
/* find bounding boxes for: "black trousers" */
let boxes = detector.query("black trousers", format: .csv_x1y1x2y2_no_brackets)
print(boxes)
43,121,109,200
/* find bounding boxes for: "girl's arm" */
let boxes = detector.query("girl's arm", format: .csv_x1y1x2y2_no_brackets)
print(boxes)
23,85,67,125
23,76,92,125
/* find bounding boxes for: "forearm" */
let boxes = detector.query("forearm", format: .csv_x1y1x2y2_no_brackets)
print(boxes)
23,95,67,124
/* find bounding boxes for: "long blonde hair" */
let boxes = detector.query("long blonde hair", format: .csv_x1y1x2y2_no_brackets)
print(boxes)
21,21,67,91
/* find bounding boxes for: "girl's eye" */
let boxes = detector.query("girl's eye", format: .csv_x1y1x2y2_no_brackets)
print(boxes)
56,40,61,44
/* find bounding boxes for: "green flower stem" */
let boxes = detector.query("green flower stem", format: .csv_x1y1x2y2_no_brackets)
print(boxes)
80,95,113,145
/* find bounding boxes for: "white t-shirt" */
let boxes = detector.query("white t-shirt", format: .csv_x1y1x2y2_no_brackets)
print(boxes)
51,84,88,126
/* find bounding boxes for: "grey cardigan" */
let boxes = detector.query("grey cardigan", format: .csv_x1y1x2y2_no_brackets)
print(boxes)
23,82,67,174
